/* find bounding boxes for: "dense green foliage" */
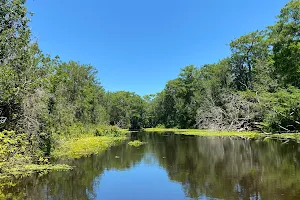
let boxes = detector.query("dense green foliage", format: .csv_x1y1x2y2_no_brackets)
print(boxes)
0,130,32,173
0,0,299,177
146,0,300,132
0,0,130,175
104,91,146,129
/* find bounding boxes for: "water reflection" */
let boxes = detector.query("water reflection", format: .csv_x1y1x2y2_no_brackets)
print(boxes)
2,133,300,199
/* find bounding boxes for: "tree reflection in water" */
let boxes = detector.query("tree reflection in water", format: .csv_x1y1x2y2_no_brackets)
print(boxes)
2,133,300,200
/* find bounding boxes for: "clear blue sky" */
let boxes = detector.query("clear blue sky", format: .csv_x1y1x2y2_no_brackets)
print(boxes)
26,0,289,96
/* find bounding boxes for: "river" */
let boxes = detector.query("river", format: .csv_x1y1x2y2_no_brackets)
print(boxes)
3,132,300,199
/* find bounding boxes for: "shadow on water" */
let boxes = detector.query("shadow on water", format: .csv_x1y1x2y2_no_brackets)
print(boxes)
2,132,300,199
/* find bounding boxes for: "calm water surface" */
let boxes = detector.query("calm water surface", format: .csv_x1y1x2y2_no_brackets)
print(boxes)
3,132,300,200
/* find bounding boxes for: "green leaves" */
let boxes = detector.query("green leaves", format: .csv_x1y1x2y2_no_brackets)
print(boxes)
147,1,300,132
260,86,300,132
105,91,146,129
268,0,300,87
230,30,270,90
0,130,32,171
0,0,300,182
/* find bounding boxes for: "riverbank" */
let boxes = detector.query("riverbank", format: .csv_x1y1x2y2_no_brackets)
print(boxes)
0,126,129,181
144,128,300,141
52,135,127,159
0,136,128,182
3,126,300,200
51,125,128,159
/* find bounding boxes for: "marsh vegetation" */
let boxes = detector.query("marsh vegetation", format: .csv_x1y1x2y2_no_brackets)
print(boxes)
0,1,300,198
2,132,300,199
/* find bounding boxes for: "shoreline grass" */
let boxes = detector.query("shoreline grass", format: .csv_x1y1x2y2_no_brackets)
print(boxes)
144,128,300,141
0,125,128,182
52,136,127,159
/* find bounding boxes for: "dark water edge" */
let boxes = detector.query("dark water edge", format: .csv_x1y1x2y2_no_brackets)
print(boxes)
2,132,300,200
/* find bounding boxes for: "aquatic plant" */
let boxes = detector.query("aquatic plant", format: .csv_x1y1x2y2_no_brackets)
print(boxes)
128,140,147,147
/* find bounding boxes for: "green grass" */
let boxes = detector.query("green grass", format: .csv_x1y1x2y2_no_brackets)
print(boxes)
128,140,146,147
52,136,127,159
144,128,261,138
51,124,128,159
144,128,300,141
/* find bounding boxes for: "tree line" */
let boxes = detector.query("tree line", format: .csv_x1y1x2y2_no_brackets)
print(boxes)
0,0,148,164
145,0,300,132
0,0,299,162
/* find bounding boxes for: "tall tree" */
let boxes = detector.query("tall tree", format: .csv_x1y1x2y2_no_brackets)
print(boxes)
269,0,300,87
230,31,269,90
0,0,50,156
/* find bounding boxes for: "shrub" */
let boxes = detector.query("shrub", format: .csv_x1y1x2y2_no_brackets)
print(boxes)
0,130,32,173
94,125,123,137
155,124,166,129
260,87,300,132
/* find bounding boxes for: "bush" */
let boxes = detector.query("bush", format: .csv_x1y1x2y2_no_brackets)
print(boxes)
155,124,166,129
0,130,32,173
260,87,300,132
94,125,123,137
